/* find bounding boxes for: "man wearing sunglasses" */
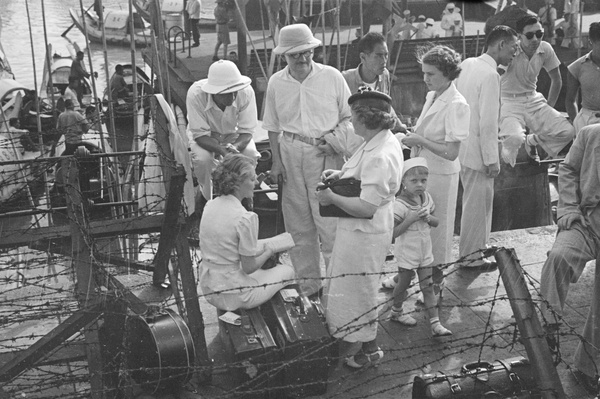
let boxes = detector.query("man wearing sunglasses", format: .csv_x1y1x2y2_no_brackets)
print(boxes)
263,23,354,298
565,22,600,134
186,60,261,204
499,15,574,166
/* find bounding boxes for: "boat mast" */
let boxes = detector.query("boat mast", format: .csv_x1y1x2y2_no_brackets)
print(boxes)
41,0,57,113
25,0,49,227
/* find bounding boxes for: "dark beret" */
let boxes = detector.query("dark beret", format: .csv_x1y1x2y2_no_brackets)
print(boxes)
348,87,392,112
64,99,75,109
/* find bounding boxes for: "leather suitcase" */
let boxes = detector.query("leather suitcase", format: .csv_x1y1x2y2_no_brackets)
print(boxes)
412,356,538,398
262,285,333,397
219,308,284,399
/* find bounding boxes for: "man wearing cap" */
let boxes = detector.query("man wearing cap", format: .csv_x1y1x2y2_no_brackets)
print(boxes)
263,23,354,297
499,15,574,166
441,3,461,37
342,32,406,133
455,26,519,269
565,22,600,135
419,18,437,39
57,99,89,156
186,60,260,204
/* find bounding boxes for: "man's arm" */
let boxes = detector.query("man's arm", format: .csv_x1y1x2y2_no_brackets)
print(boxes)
546,66,562,108
564,70,580,123
557,129,584,221
479,73,501,176
234,87,258,151
268,131,285,182
194,135,227,156
233,133,252,152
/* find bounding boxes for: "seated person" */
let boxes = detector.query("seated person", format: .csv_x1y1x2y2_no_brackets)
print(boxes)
109,64,129,100
199,154,295,311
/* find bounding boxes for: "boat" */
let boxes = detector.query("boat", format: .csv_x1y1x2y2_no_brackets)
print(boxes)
68,7,152,47
40,42,94,109
0,79,43,207
0,15,14,80
104,64,154,122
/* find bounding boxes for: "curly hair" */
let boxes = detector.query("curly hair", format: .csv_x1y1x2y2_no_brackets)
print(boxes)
417,45,462,81
351,104,396,130
212,154,255,196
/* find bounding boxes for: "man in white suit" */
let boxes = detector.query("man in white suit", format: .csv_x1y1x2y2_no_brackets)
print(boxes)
455,26,518,268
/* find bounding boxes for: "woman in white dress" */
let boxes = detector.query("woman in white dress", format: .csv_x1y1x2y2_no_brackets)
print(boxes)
199,154,295,311
316,88,403,369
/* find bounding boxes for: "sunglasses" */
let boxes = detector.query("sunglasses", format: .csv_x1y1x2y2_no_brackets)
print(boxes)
287,50,313,59
524,30,544,40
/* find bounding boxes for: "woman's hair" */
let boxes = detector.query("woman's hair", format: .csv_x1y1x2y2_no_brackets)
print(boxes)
417,45,462,80
351,103,396,130
212,154,255,196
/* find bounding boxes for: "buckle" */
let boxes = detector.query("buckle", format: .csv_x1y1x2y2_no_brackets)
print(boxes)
450,383,461,393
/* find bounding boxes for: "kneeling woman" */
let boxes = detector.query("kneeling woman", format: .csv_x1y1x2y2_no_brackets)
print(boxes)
316,88,403,368
199,154,295,311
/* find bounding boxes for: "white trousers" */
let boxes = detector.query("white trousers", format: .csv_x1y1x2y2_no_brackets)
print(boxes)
459,166,494,263
428,171,459,266
190,138,260,201
500,93,574,158
279,134,337,296
573,108,600,136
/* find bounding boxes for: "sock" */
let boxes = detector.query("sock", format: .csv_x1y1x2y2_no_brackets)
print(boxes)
430,317,440,328
392,306,403,314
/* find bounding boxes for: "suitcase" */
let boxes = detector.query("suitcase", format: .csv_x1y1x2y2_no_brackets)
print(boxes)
219,308,284,399
412,356,539,398
262,285,333,397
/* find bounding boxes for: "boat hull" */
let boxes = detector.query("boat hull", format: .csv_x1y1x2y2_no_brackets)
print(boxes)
68,8,152,47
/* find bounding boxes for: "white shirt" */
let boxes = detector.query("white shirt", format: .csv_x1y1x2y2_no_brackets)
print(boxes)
262,61,351,139
63,87,80,110
185,83,257,143
186,0,201,19
501,41,560,95
455,53,500,170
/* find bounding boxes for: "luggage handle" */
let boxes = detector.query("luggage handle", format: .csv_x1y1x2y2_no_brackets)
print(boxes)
461,361,494,374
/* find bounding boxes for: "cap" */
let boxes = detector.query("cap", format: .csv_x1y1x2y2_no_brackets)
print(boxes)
402,157,428,178
426,18,435,25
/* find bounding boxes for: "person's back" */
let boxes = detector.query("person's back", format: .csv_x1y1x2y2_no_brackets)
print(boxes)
109,71,127,99
57,101,89,146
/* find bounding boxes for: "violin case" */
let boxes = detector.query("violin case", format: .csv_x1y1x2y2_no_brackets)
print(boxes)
218,307,284,399
262,285,333,397
412,356,539,399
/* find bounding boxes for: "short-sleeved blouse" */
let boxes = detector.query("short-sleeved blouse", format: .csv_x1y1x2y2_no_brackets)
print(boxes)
199,195,260,292
337,129,403,234
412,82,470,175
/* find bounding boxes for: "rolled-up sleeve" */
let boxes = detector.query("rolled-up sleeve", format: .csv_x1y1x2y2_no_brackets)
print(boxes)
235,86,258,135
444,101,470,142
186,85,211,140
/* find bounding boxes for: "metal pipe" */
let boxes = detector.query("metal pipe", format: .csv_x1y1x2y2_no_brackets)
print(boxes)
495,248,566,398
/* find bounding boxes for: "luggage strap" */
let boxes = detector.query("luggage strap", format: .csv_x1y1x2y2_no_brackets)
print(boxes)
496,358,522,390
432,372,462,394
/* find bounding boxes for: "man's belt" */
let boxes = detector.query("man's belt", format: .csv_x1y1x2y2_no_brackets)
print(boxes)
502,91,537,98
282,131,323,146
582,108,600,118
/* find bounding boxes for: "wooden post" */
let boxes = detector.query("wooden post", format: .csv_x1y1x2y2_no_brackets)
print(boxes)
64,156,107,399
235,0,248,75
495,248,566,399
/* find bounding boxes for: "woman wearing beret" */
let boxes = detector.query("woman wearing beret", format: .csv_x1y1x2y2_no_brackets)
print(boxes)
316,87,403,368
397,45,470,301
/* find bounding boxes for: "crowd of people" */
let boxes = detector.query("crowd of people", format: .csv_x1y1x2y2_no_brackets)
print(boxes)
183,13,600,380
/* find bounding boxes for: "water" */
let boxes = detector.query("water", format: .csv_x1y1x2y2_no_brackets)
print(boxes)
0,0,148,92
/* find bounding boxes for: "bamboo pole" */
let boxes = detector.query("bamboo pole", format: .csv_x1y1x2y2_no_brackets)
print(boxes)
321,0,327,64
495,248,566,399
128,0,140,261
41,0,56,114
336,0,341,70
462,1,466,57
578,1,584,58
359,0,364,35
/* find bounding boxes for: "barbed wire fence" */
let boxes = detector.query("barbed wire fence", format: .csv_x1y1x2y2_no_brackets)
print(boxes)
0,96,598,398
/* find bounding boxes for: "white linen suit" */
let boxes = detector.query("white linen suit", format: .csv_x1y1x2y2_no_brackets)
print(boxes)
455,54,501,263
411,83,470,269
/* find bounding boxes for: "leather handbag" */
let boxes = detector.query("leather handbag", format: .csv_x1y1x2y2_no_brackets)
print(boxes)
412,357,538,399
317,178,371,219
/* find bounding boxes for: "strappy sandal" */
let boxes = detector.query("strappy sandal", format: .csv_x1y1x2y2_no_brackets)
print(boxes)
431,323,452,337
390,310,417,326
345,348,384,369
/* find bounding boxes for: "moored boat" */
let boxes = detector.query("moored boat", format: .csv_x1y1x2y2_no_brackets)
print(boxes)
40,42,94,109
68,7,152,47
104,64,153,122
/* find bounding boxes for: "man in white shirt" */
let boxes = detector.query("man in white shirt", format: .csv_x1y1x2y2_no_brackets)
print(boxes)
441,3,462,37
186,0,201,47
186,60,260,203
499,15,574,166
263,24,354,297
456,26,518,269
63,76,81,112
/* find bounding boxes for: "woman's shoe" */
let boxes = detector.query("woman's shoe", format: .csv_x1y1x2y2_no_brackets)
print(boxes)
431,323,452,337
381,275,397,289
390,310,417,326
345,348,384,369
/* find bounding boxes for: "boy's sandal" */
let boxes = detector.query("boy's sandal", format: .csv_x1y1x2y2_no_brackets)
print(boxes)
381,275,397,289
391,312,417,326
432,324,453,337
345,348,384,369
